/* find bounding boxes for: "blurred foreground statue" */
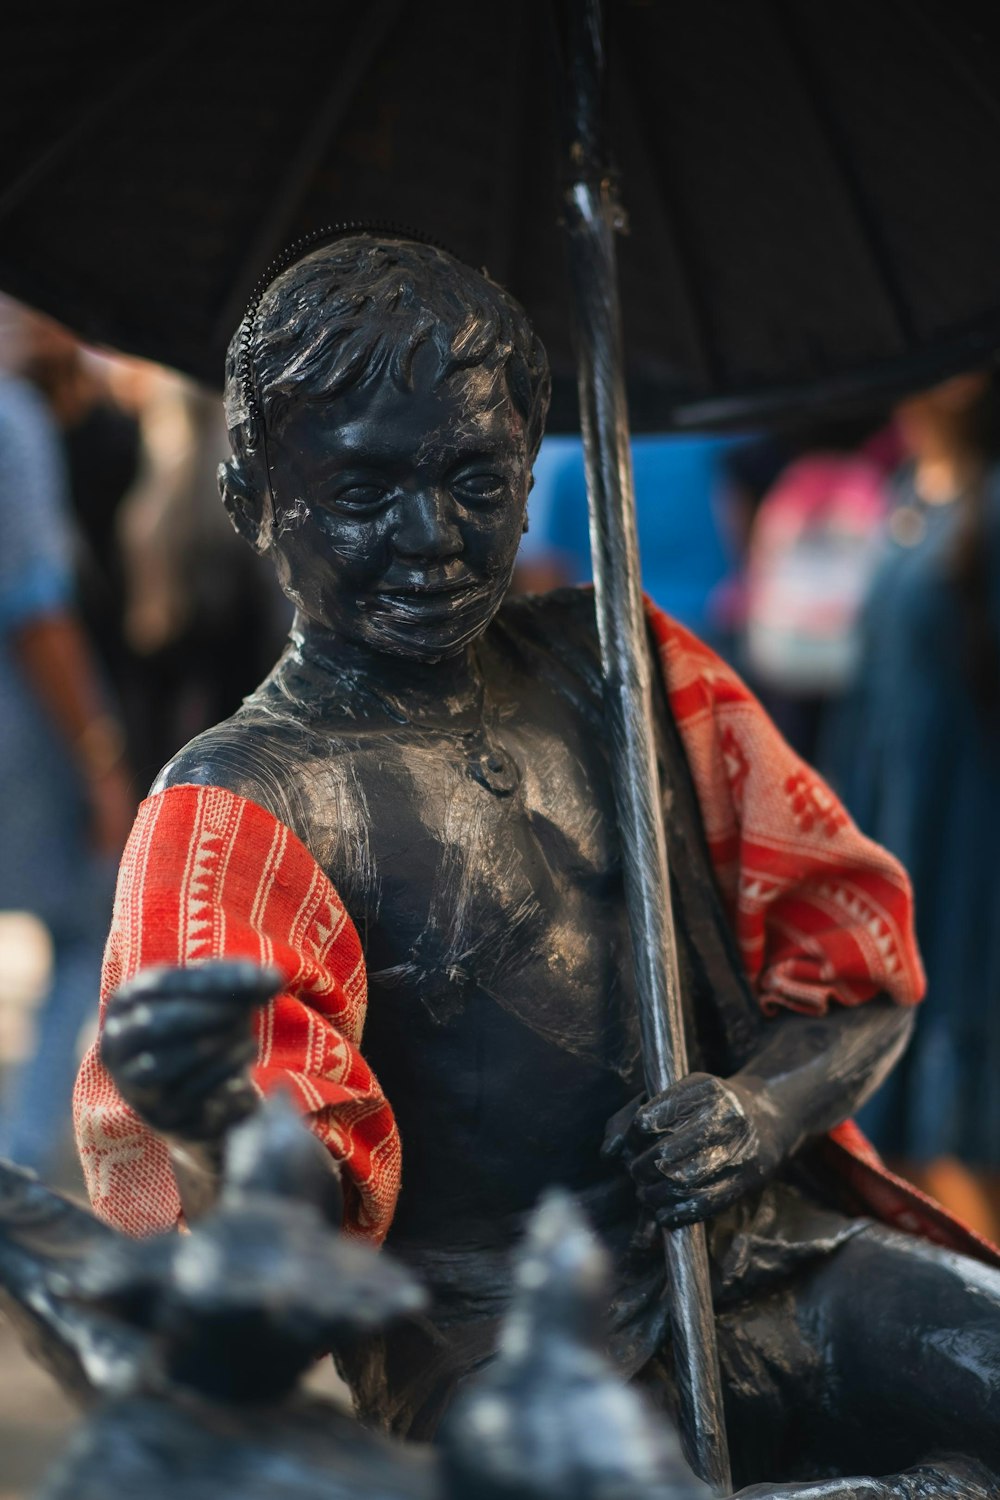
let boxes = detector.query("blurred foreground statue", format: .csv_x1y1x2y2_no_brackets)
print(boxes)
70,236,1000,1496
0,1097,705,1500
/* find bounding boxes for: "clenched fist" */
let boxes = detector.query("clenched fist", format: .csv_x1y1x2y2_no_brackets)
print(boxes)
100,961,282,1141
603,1071,791,1228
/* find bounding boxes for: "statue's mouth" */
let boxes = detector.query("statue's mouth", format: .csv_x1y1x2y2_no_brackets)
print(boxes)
378,568,476,594
375,575,482,611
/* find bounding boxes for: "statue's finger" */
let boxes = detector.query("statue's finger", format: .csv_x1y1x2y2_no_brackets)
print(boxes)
133,1047,260,1136
108,1027,253,1093
644,1177,735,1229
600,1092,645,1158
632,1073,717,1137
167,1037,259,1106
102,997,257,1053
633,1137,740,1196
626,1119,716,1182
101,1011,255,1083
627,1211,660,1253
189,1074,259,1141
113,961,283,1009
649,1113,751,1176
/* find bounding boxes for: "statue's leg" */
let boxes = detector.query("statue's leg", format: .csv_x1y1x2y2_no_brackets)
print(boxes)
720,1224,1000,1497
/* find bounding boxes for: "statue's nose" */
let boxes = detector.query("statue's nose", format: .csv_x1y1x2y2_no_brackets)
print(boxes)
393,488,463,560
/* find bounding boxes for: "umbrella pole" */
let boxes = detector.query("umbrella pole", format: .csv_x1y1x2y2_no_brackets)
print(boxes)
557,3,732,1492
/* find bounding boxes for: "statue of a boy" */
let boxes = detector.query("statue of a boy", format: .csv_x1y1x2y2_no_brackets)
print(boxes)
79,237,1000,1497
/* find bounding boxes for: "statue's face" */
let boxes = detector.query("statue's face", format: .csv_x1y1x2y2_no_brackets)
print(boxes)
264,347,530,661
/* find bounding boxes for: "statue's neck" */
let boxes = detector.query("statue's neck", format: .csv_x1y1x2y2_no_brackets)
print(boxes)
291,612,486,726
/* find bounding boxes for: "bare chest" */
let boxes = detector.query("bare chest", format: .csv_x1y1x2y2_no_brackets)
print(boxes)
296,707,626,1022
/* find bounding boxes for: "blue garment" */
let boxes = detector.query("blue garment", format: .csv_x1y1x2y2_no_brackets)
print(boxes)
832,471,1000,1164
520,434,734,637
0,377,111,1172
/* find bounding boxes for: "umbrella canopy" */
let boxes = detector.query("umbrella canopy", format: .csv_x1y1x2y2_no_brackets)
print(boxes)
3,0,1000,425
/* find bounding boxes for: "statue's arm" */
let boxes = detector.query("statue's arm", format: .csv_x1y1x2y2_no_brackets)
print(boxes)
100,960,347,1226
604,998,913,1228
630,605,924,1228
731,994,912,1157
107,737,293,1220
85,770,399,1241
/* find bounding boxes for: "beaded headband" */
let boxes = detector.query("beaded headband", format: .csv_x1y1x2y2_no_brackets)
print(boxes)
236,221,454,431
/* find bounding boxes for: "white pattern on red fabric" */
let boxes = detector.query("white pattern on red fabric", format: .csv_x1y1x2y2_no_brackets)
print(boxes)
73,784,400,1243
647,605,925,1016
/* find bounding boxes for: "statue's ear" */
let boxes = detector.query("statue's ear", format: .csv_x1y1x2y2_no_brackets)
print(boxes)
219,457,269,555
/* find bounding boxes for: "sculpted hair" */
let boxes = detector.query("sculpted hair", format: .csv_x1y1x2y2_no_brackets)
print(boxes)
224,236,551,485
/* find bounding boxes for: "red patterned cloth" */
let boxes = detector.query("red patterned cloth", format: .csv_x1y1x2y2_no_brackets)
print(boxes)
647,608,924,1016
73,786,400,1243
73,601,995,1264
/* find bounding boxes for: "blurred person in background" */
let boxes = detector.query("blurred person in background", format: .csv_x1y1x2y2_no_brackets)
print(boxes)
513,432,738,646
19,311,142,688
116,372,291,791
12,304,287,794
830,370,1000,1237
0,370,133,1174
728,414,898,762
0,303,287,1173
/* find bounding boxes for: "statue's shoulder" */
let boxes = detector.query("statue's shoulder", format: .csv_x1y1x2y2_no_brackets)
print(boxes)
151,688,311,834
153,716,273,796
152,659,377,846
496,586,598,654
493,587,603,694
501,583,596,626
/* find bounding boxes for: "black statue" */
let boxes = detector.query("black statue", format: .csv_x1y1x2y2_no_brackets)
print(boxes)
0,1096,704,1500
440,1187,709,1500
87,237,1000,1496
0,1096,434,1500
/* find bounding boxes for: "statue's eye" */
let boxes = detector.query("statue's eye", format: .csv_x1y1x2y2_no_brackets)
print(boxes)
332,482,388,511
452,471,506,502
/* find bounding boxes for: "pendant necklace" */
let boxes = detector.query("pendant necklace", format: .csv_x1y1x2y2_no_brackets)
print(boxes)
453,645,521,797
351,645,521,798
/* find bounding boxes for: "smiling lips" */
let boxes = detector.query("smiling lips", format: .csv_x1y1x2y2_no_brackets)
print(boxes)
375,574,482,611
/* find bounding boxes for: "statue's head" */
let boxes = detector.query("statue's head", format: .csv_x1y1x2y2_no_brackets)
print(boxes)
221,235,550,661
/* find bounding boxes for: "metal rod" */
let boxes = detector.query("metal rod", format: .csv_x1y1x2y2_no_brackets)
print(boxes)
557,2,731,1491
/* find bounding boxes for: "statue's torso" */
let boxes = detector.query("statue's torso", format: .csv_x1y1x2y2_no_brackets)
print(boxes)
162,591,854,1431
299,692,644,1241
167,595,660,1241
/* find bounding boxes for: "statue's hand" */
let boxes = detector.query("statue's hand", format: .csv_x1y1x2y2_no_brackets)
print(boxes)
602,1072,789,1228
100,961,282,1142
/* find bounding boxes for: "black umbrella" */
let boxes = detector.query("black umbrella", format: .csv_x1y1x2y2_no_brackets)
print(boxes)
3,0,1000,425
5,3,1000,1493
